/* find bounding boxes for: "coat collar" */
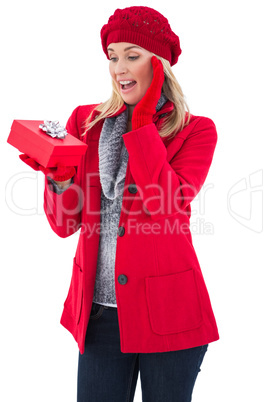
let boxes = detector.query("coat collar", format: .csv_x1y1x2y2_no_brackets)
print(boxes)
90,99,174,122
87,99,176,145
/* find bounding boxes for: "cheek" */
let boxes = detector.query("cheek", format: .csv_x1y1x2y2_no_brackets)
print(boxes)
138,61,153,90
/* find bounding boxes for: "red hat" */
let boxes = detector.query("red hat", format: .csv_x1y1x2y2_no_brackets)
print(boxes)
100,6,182,66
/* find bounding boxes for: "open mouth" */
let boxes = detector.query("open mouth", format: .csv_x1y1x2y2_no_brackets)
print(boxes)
119,81,137,93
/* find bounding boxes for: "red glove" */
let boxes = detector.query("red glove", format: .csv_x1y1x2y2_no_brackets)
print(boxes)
19,154,76,182
132,56,165,131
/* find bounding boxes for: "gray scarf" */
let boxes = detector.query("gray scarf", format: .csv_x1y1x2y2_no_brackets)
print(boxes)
98,93,168,200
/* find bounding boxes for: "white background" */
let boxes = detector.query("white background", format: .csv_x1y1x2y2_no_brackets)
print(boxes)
1,0,267,401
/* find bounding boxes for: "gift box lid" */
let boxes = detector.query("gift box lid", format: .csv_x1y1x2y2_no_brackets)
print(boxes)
7,119,88,167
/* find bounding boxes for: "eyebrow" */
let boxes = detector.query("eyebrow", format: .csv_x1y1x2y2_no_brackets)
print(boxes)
107,46,142,52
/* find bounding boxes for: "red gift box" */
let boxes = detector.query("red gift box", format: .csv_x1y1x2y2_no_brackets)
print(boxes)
7,120,88,168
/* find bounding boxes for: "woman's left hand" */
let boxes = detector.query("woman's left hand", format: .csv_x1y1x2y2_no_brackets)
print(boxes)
132,56,165,130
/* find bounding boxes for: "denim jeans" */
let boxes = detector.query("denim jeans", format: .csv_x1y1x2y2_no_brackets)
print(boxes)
77,302,208,402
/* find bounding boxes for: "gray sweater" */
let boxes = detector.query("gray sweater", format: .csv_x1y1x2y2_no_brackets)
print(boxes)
93,103,130,307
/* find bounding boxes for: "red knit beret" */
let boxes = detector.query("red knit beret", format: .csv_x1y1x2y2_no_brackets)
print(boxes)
100,6,182,66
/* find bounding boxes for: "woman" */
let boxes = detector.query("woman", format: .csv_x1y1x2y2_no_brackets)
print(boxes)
20,6,220,402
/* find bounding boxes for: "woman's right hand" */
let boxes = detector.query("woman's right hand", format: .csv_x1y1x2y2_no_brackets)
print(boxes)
53,178,72,189
19,154,76,182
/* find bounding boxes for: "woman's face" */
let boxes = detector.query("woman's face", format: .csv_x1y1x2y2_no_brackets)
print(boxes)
108,42,154,107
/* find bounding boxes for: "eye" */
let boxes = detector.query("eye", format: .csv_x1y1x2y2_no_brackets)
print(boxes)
128,56,139,61
109,57,117,62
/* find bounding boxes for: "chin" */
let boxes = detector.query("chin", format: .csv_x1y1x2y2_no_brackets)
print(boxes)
125,101,137,106
122,96,141,106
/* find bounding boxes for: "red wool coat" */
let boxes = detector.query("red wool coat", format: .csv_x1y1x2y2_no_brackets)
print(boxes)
44,100,220,354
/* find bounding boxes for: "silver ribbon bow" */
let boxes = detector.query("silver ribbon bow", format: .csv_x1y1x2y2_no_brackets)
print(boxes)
39,120,68,139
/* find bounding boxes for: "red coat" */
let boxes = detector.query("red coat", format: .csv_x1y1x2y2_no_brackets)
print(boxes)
44,100,220,354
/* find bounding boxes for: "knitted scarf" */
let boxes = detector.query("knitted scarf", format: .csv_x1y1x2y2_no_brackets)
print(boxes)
98,93,168,200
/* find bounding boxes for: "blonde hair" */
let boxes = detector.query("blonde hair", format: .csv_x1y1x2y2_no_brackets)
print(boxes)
82,54,191,139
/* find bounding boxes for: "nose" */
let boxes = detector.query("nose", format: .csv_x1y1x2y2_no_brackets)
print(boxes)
114,58,128,75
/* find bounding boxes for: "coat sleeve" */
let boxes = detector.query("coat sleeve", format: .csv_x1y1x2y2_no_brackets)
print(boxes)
122,117,218,220
43,106,83,238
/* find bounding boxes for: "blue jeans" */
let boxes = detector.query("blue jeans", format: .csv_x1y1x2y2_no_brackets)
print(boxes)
77,302,208,402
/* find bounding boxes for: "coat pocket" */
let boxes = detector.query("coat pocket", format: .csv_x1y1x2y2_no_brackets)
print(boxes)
145,268,203,335
64,257,83,325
